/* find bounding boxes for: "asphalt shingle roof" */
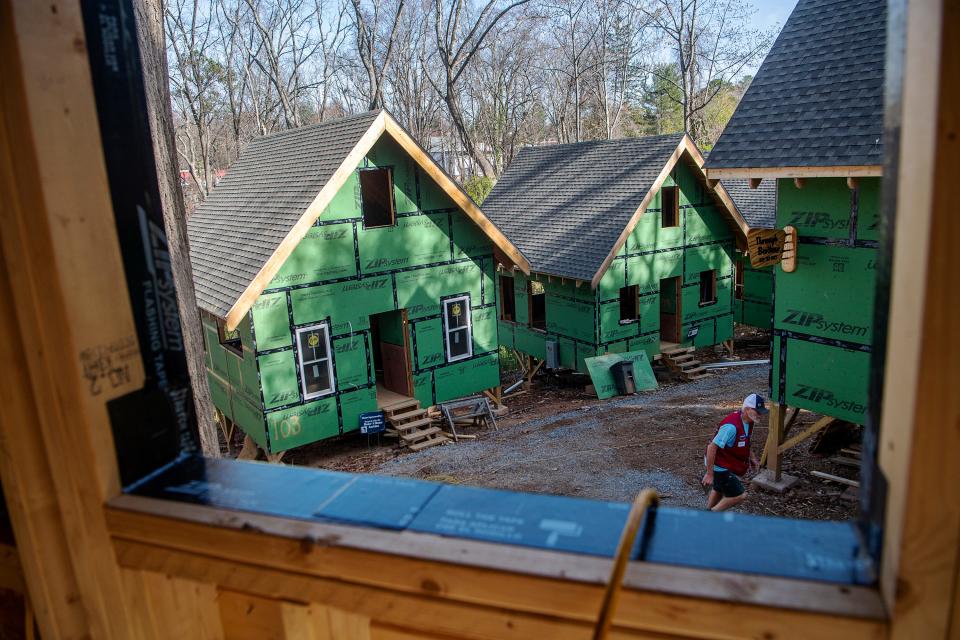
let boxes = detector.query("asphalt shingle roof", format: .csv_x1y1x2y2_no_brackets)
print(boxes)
706,0,886,170
722,179,777,229
482,134,687,282
187,111,381,317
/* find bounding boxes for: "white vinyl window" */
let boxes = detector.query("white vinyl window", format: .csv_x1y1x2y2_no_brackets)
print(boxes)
295,323,335,400
443,295,473,363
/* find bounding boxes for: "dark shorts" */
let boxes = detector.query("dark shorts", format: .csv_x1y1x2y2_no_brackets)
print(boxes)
712,470,745,498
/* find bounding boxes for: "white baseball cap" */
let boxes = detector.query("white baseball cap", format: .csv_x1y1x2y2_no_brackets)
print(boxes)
743,393,769,414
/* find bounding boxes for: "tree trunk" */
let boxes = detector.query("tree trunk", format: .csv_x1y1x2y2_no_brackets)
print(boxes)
133,0,221,457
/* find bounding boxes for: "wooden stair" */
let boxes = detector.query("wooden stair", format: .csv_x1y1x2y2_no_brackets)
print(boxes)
382,398,446,451
660,346,710,381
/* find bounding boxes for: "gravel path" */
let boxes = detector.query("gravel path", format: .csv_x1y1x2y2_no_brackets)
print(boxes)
373,367,769,509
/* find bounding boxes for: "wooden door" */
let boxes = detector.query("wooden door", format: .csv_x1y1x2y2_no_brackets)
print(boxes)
379,310,413,397
659,276,682,343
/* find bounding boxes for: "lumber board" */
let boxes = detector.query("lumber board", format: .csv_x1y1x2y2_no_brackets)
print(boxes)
105,496,886,628
114,537,886,640
884,3,960,636
778,417,837,455
810,471,860,488
705,166,883,180
0,3,150,637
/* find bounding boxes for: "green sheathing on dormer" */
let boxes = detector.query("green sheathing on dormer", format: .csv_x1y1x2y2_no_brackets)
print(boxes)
770,177,880,424
202,134,501,453
498,156,737,373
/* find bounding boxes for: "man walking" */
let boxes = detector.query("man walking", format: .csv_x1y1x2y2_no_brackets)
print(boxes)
702,394,766,511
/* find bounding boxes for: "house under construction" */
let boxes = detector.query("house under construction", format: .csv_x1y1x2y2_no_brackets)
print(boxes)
483,134,749,377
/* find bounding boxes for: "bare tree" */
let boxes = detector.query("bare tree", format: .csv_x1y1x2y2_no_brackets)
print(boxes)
350,0,407,110
386,0,443,144
639,0,772,143
467,18,542,172
430,0,534,178
543,0,598,143
165,0,222,199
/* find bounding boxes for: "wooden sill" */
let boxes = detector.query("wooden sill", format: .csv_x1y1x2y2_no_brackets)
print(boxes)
105,494,887,638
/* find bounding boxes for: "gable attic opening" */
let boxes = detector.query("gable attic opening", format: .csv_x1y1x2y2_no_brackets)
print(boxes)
360,167,395,228
661,185,679,227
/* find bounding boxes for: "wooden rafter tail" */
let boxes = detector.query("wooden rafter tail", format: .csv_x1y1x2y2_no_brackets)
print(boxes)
794,177,806,189
382,117,530,275
750,178,763,189
704,165,884,180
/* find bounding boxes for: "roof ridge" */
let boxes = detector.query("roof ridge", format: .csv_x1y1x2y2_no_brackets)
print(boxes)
251,110,382,145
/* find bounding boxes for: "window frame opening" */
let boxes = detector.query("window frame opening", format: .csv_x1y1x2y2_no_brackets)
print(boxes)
699,269,717,306
619,284,639,323
359,167,396,229
661,185,679,228
295,322,336,400
442,294,473,363
499,274,516,322
217,318,243,357
527,280,546,331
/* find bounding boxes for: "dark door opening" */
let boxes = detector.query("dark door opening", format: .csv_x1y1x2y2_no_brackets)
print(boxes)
659,276,682,343
370,309,413,401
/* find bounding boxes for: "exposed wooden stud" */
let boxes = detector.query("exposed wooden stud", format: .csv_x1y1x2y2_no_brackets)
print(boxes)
765,403,787,481
750,178,762,189
794,178,806,189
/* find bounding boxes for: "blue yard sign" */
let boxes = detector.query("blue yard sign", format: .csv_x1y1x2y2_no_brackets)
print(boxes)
359,411,386,435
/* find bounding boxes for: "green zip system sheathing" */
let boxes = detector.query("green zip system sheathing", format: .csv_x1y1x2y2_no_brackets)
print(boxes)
770,177,880,424
498,158,736,372
734,256,773,329
201,135,501,453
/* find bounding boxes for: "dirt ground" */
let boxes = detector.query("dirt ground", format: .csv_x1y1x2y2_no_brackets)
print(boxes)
255,328,861,521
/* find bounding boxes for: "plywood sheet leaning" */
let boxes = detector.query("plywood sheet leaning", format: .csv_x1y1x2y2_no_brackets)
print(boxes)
584,351,658,399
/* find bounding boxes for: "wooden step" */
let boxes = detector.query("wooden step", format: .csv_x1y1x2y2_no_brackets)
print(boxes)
668,353,695,363
678,360,702,370
662,346,695,356
401,426,441,442
408,436,447,451
391,417,433,432
382,398,419,415
682,367,706,376
389,408,428,423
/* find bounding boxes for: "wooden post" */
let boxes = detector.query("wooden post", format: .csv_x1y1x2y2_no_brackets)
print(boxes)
765,403,786,481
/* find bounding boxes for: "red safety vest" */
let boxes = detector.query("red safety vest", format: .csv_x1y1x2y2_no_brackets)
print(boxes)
709,411,751,476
